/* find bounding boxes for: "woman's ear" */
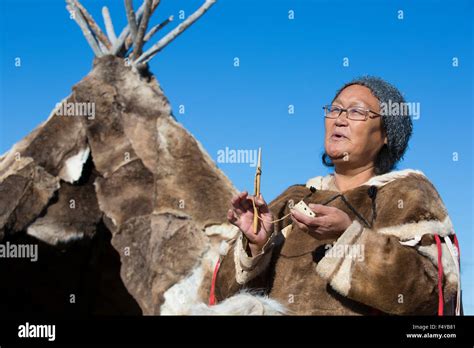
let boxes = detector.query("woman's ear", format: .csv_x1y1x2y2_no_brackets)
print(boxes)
384,135,388,145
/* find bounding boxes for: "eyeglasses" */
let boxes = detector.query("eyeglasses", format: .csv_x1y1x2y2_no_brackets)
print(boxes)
323,105,382,121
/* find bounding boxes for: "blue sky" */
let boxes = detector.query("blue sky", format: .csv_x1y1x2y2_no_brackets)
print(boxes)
1,0,473,314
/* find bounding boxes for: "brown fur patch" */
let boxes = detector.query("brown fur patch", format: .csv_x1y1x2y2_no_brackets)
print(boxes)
112,213,207,314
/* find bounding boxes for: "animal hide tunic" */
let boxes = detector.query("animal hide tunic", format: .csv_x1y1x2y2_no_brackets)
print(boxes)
214,169,460,315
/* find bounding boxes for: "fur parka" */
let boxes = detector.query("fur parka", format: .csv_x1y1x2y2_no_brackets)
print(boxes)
213,169,461,315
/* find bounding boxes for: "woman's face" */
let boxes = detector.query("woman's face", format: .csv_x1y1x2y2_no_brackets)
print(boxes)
324,85,387,169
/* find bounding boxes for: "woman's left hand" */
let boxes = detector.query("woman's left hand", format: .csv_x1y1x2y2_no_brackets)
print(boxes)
290,204,352,240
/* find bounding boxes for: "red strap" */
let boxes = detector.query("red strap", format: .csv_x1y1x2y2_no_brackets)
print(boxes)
434,234,444,316
209,258,221,306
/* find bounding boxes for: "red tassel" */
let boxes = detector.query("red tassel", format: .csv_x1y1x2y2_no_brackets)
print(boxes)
209,258,221,306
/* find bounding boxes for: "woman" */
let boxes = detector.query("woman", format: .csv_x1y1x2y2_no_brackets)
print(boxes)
213,76,461,315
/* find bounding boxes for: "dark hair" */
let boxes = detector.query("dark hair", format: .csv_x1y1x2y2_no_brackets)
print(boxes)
322,76,413,175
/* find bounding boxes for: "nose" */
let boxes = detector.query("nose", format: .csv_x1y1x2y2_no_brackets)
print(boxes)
334,110,349,126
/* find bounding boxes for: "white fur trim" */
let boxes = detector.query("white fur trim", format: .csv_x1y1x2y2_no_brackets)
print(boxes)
378,216,453,241
306,174,335,190
328,254,354,296
219,240,230,256
399,235,422,246
306,168,425,191
315,220,363,280
187,291,287,315
364,169,425,187
416,243,459,285
443,236,461,316
281,225,292,239
234,234,274,285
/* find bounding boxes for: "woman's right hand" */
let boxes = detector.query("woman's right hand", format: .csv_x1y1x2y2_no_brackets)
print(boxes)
227,191,274,256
